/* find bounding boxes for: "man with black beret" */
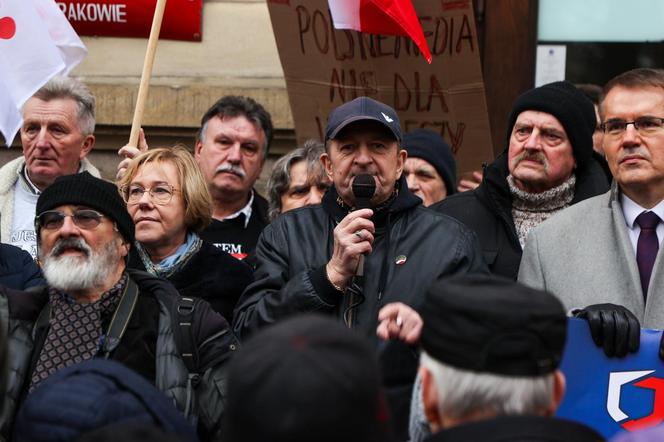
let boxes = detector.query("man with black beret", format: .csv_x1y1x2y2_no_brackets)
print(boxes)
402,129,457,206
0,172,237,440
414,274,603,442
433,81,609,279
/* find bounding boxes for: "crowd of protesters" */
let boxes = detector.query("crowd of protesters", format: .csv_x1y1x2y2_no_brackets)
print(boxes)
0,67,662,441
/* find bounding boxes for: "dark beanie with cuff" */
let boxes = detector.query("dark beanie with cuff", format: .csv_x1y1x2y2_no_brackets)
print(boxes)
403,129,457,196
505,80,596,169
36,172,134,243
420,274,567,376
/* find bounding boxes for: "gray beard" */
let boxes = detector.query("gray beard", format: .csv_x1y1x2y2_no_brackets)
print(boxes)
41,240,121,293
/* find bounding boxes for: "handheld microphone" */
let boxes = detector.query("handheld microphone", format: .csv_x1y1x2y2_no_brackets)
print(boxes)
352,174,376,276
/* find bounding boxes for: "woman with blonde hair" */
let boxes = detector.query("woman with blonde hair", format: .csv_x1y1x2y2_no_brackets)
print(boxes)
118,146,253,322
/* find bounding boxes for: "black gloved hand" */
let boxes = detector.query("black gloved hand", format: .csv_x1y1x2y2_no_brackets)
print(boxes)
574,303,640,357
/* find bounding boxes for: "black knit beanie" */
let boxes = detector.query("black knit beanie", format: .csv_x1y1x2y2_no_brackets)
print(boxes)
505,80,596,168
36,172,134,243
403,129,457,196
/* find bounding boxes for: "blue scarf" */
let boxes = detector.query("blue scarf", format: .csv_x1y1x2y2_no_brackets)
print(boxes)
135,232,202,278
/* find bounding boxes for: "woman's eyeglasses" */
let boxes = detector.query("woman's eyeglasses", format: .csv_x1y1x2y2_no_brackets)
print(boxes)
120,184,179,205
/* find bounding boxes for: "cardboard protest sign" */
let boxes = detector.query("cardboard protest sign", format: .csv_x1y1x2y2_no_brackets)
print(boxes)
267,0,494,178
558,318,664,439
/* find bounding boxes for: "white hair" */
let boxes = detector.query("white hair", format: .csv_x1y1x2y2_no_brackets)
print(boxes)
420,351,555,420
41,238,121,292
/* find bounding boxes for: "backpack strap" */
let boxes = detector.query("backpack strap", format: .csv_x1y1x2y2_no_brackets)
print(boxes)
173,296,199,373
100,277,139,358
171,296,203,420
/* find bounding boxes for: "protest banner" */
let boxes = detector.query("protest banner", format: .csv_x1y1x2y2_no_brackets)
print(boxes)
558,318,664,439
267,0,494,178
55,0,202,41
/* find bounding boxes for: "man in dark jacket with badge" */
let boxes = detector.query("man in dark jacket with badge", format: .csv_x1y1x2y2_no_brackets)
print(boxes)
433,81,609,279
233,96,487,440
0,172,236,440
414,275,603,442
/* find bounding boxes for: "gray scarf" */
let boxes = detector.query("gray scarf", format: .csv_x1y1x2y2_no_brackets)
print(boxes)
508,174,576,248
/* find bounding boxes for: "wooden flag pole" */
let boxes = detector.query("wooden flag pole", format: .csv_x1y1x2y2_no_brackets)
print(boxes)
127,0,168,150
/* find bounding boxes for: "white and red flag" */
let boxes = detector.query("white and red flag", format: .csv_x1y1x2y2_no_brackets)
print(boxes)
0,0,86,145
328,0,432,63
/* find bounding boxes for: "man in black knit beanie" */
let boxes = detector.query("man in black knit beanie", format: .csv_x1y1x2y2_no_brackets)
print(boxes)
433,80,610,280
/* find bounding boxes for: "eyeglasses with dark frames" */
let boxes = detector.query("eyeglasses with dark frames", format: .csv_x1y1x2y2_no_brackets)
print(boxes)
120,183,179,205
600,117,664,136
35,209,106,231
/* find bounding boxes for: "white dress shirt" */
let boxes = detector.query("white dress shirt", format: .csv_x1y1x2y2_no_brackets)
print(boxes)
621,192,664,255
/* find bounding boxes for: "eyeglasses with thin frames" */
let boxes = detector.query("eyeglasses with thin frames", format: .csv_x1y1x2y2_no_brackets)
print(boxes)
600,117,664,137
120,184,179,205
35,209,106,231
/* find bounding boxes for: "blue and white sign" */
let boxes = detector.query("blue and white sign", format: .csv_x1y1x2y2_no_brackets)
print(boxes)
557,318,664,439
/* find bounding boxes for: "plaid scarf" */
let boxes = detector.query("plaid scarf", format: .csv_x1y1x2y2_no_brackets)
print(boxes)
30,274,127,391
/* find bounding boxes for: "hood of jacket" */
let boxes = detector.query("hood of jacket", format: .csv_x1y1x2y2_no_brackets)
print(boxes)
13,359,198,442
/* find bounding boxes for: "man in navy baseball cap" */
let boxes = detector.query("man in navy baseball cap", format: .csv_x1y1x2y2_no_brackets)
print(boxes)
234,96,486,439
325,96,402,142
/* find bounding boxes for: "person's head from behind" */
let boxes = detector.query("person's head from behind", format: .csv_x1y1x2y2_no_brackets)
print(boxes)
14,359,197,442
21,76,96,191
402,129,457,206
267,140,330,220
223,314,392,442
576,83,605,155
118,146,212,260
418,275,567,432
35,172,134,301
505,81,596,193
194,95,273,203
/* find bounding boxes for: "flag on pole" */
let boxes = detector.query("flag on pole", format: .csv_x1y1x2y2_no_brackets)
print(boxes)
0,0,86,146
328,0,432,64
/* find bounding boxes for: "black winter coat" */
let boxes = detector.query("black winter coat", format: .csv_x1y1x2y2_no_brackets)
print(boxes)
4,269,234,440
432,151,609,280
425,415,604,442
128,240,254,323
233,178,487,440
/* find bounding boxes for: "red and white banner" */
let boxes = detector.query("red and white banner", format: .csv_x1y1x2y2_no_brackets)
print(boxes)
56,0,203,41
0,0,86,145
328,0,432,63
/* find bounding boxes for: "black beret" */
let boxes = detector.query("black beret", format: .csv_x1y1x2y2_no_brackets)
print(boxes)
420,274,567,376
403,129,457,196
36,172,134,243
506,80,596,169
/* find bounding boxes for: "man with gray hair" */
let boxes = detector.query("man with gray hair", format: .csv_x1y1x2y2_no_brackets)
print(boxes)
266,139,330,220
413,274,602,441
0,76,100,258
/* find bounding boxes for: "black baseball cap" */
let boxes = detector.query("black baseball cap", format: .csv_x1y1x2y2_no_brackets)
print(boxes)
325,97,402,142
420,274,567,376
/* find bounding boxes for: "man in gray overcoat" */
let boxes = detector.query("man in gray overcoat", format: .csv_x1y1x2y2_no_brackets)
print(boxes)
519,68,664,358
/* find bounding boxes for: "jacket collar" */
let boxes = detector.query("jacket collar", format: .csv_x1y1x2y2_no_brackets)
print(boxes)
322,175,422,224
